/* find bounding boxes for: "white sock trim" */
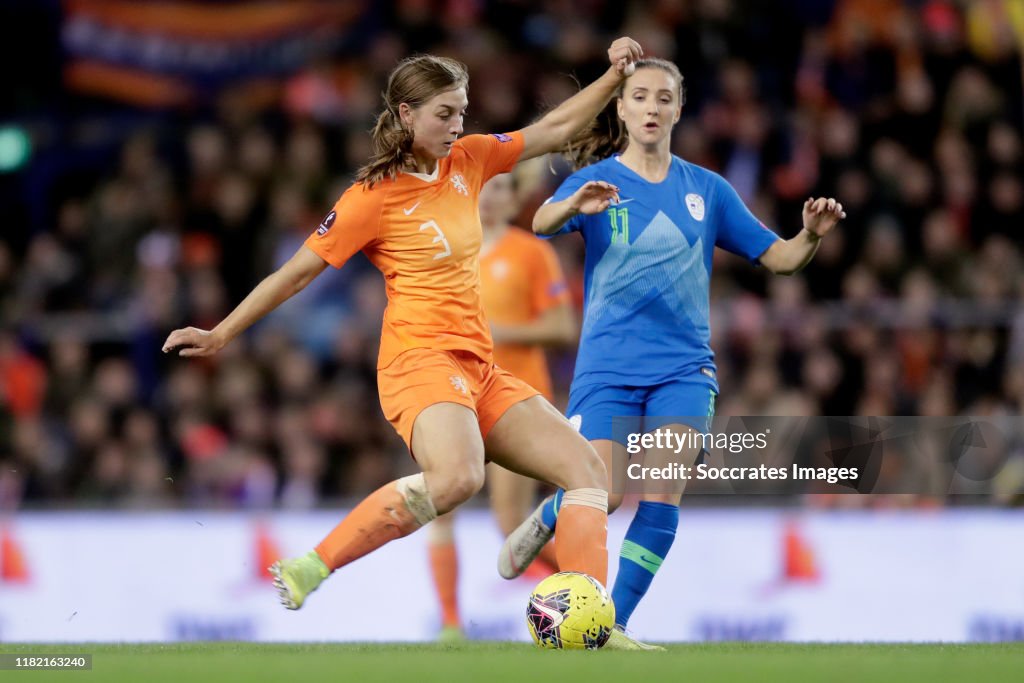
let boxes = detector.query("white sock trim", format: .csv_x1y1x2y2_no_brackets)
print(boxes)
396,473,438,526
562,488,608,513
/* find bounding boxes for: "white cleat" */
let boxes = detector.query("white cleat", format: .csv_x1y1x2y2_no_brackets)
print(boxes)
498,497,554,579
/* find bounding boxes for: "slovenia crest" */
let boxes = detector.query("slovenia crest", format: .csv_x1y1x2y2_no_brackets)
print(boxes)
685,193,705,221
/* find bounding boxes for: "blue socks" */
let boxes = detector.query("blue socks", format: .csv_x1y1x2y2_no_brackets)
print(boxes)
540,488,563,529
541,493,678,629
611,501,679,629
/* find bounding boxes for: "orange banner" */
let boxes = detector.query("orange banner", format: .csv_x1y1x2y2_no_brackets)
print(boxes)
63,0,362,41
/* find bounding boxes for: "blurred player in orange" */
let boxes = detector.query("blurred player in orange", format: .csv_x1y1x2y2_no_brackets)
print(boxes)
163,38,648,646
427,171,575,640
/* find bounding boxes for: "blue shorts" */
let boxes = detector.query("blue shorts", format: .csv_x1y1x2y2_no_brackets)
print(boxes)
566,378,718,444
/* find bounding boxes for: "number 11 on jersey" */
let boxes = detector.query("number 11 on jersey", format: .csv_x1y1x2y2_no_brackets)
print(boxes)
608,207,629,244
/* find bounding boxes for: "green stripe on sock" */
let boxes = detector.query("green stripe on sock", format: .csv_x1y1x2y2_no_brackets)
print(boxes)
620,539,664,575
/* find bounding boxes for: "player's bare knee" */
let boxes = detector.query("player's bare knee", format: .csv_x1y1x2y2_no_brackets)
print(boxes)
608,492,624,514
554,447,606,491
577,446,607,489
448,469,485,506
432,463,485,512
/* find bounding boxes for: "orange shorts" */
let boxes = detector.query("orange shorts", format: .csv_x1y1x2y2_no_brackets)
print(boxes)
378,348,540,451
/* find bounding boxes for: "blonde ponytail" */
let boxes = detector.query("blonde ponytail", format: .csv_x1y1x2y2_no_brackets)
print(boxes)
357,108,416,187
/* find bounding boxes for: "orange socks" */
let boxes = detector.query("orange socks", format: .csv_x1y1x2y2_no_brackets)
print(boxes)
315,474,437,571
536,541,559,572
554,488,608,586
427,516,460,629
428,539,461,628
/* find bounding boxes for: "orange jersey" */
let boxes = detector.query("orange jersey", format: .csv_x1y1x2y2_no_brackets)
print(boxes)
305,132,525,369
480,227,570,399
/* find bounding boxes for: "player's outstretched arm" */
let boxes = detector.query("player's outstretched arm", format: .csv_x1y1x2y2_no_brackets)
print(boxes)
533,181,620,235
162,245,329,357
518,37,642,161
759,197,845,276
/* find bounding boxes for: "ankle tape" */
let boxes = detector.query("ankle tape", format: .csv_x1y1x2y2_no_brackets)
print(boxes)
562,488,608,512
396,473,438,526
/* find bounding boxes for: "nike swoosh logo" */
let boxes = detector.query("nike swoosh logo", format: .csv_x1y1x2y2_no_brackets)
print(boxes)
403,202,421,215
615,198,635,205
530,598,565,630
638,554,661,570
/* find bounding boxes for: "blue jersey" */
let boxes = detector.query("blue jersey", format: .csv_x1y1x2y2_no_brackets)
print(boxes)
549,154,780,391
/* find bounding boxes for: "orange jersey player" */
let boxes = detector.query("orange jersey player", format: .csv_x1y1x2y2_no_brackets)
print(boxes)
427,172,575,639
163,38,649,647
481,177,573,400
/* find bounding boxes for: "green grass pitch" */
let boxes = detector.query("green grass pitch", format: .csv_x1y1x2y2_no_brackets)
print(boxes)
3,642,1023,683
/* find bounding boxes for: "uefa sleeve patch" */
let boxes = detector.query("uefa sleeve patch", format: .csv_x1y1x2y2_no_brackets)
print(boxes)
491,133,513,143
316,210,336,236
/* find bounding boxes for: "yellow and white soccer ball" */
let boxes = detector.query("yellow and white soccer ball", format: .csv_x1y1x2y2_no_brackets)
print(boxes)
526,571,615,649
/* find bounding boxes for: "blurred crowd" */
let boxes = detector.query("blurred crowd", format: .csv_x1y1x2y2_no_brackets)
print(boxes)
1,0,1023,509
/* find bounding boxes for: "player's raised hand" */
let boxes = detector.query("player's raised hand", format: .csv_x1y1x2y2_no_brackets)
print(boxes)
570,181,620,215
608,37,642,77
161,326,224,358
802,197,846,239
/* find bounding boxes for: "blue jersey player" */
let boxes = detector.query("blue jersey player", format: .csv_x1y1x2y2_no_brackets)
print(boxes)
498,58,844,648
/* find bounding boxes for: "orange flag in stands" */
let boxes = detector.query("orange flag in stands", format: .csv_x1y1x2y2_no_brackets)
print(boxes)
254,524,282,582
783,523,820,582
0,525,30,583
